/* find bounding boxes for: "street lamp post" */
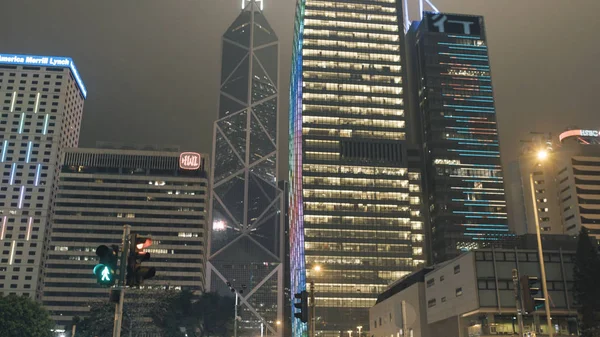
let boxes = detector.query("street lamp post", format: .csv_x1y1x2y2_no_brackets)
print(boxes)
227,282,246,337
528,150,553,337
357,326,362,337
347,330,353,337
310,265,322,337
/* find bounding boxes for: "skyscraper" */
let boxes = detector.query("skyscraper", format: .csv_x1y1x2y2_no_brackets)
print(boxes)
289,1,426,335
42,147,208,328
0,54,86,299
207,1,284,335
407,13,509,263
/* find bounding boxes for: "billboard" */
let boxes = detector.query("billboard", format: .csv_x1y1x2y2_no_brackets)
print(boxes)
179,152,202,170
425,13,482,36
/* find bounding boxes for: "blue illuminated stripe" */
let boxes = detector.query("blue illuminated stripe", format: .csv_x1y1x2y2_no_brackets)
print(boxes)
25,142,32,163
448,149,499,154
465,228,509,231
445,104,494,110
18,186,25,209
1,140,7,162
462,223,508,227
458,142,499,147
455,110,495,114
448,35,482,39
454,211,507,215
448,138,497,143
444,95,493,99
466,216,507,219
9,163,16,185
459,154,500,158
450,56,491,62
464,203,505,207
35,164,41,186
18,113,25,134
440,52,488,59
453,199,504,203
42,114,49,135
449,46,488,51
439,42,487,48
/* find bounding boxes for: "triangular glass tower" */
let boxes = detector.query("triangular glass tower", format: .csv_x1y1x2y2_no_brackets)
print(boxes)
207,1,283,336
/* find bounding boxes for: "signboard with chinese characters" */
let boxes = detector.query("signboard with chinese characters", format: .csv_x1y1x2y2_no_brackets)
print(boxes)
426,13,482,36
179,152,202,170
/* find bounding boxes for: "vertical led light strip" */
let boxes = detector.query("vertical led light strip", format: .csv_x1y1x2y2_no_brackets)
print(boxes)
34,92,40,113
26,217,33,241
9,163,16,185
42,114,50,135
26,141,32,163
1,140,7,162
35,164,42,186
9,91,16,112
0,216,6,240
18,186,25,209
9,240,16,265
18,113,25,134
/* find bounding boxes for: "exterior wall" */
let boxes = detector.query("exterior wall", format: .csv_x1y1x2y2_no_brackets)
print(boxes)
289,1,426,335
410,13,509,263
207,2,284,335
42,149,208,327
0,61,85,300
425,253,478,324
370,283,429,337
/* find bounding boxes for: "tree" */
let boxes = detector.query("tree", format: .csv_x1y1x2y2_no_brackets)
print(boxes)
152,291,235,337
574,227,600,337
0,294,54,337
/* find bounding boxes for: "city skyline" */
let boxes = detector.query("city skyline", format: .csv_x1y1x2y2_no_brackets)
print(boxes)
1,0,598,179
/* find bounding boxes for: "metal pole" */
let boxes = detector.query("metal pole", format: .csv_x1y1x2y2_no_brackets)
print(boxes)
235,292,238,337
529,173,553,337
113,225,131,337
310,281,315,337
401,300,407,337
512,269,525,337
71,324,76,337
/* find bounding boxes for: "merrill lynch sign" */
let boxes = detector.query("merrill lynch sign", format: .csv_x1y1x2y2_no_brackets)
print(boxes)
179,152,202,170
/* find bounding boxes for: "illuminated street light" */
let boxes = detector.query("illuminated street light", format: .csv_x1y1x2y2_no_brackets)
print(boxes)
536,149,548,161
313,265,321,272
276,320,281,325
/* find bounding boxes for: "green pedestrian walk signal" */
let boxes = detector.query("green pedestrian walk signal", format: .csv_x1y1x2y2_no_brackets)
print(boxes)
94,245,118,286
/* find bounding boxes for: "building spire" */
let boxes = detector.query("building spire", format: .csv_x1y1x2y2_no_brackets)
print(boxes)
241,0,263,11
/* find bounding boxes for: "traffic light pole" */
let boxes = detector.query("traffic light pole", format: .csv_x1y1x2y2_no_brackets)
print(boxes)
113,225,131,337
310,281,315,337
529,173,553,337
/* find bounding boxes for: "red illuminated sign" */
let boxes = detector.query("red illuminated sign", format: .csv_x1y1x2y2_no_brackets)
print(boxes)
179,152,201,170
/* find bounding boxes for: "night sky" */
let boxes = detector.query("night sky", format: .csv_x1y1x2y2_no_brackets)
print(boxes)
1,0,599,179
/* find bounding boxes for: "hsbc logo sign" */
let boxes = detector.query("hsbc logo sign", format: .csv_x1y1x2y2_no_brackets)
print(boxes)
179,152,202,170
427,13,482,36
581,130,599,137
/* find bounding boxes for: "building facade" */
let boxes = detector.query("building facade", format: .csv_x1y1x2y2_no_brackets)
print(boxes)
0,54,86,300
407,13,509,263
289,1,426,335
42,148,208,327
206,1,284,335
371,248,579,337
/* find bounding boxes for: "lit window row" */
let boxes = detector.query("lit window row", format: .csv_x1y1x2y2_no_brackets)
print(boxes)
304,82,402,95
307,283,388,295
305,1,396,14
306,255,414,268
302,93,403,106
303,104,403,117
304,19,398,32
303,60,401,73
304,10,397,23
302,127,406,140
302,116,405,129
303,29,399,42
303,39,399,52
304,201,410,213
304,72,402,85
303,176,409,188
303,49,400,63
315,297,376,308
303,189,409,201
304,214,411,226
305,242,411,253
302,164,407,176
304,228,411,240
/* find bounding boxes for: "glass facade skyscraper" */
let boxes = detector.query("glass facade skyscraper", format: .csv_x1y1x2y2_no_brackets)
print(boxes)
289,1,426,336
207,1,284,336
407,13,509,263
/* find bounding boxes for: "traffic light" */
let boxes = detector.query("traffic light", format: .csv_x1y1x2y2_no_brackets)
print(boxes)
94,245,118,286
293,290,309,323
520,275,545,313
126,234,156,287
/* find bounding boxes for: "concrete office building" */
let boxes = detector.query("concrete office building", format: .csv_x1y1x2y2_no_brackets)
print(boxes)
508,128,600,242
289,0,426,335
206,0,284,335
407,13,510,263
0,53,86,299
42,148,208,327
371,248,579,337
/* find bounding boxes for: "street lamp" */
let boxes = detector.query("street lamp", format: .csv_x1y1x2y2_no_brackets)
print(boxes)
357,326,363,337
347,330,353,337
226,281,246,337
528,149,553,337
